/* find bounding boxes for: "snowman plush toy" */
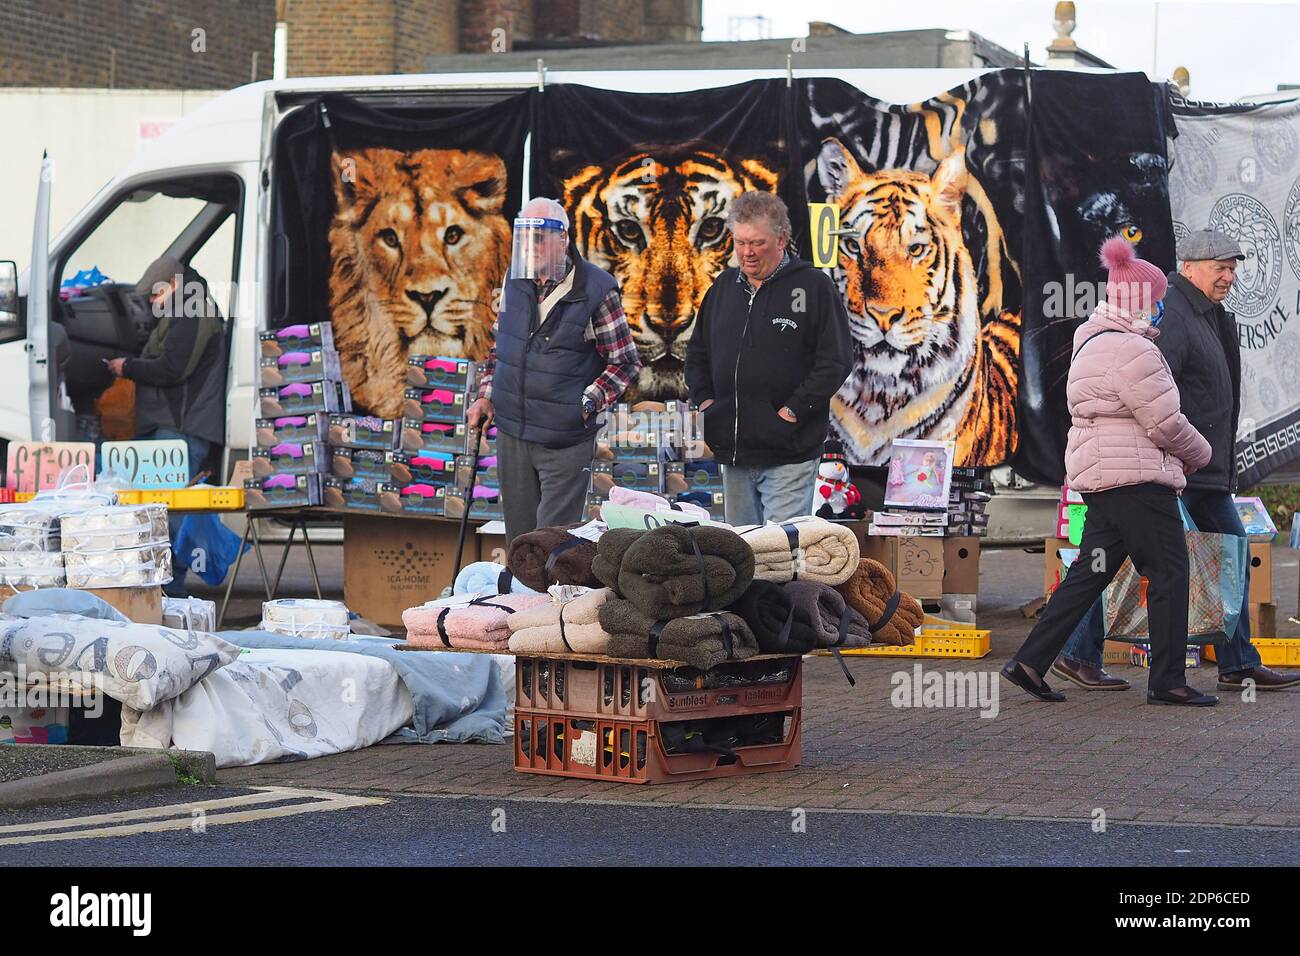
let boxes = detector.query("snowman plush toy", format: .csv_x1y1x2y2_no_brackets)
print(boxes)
815,442,863,519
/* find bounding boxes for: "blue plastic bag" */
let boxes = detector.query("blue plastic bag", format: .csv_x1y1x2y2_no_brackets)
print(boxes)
174,513,247,586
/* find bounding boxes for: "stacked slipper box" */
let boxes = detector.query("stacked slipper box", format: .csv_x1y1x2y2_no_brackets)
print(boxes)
442,360,502,521
248,323,348,508
324,415,401,511
513,655,802,784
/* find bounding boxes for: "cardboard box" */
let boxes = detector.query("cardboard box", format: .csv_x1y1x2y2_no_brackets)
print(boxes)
443,484,504,522
943,537,981,593
84,585,163,624
255,414,330,447
390,450,457,485
258,348,342,387
323,475,397,513
1044,538,1071,597
405,355,473,389
244,474,323,509
1102,639,1130,666
860,533,945,600
1249,541,1272,606
328,415,398,451
330,447,392,482
260,322,334,357
1249,602,1277,637
400,418,469,456
591,459,662,495
259,380,348,418
477,524,508,566
381,481,452,516
251,441,328,478
403,386,468,423
343,515,477,626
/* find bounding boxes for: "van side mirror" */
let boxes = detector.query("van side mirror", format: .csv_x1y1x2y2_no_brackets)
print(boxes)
0,260,16,328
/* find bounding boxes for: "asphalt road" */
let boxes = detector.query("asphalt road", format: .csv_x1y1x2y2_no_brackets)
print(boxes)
3,787,1298,867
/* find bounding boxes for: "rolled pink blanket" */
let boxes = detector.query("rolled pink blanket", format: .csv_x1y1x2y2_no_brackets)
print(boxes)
507,588,613,654
403,593,549,650
608,486,710,520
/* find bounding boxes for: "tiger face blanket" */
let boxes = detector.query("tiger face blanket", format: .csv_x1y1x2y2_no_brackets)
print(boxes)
800,75,1028,467
534,80,800,403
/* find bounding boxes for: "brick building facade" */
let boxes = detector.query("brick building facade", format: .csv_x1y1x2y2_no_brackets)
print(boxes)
0,0,701,88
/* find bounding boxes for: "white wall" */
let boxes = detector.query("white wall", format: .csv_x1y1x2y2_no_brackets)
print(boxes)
0,88,221,273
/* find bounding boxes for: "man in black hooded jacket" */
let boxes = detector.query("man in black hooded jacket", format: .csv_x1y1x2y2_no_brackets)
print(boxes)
686,192,852,525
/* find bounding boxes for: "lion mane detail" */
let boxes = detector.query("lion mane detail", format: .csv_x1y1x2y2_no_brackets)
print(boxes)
561,143,781,401
328,147,510,418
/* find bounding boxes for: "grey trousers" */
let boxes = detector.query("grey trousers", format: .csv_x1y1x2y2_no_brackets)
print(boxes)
498,429,596,545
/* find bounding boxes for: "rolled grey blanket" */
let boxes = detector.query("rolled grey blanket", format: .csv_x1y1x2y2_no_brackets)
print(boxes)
592,524,754,619
783,580,873,649
598,598,759,670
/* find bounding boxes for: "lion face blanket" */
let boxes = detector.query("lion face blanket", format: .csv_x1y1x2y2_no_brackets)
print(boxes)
592,525,755,619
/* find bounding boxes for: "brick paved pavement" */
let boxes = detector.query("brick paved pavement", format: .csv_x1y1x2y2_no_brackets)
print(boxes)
216,545,1300,828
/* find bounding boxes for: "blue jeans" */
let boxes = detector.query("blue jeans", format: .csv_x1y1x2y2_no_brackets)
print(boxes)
142,429,211,598
721,459,820,526
1061,487,1262,676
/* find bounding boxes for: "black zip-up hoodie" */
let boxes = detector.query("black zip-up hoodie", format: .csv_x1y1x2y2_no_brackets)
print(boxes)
685,254,853,467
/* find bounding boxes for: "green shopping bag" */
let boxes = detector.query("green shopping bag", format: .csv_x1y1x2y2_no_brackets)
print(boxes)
1102,500,1246,645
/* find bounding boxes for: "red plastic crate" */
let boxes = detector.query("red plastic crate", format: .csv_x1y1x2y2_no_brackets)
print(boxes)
515,655,802,721
514,708,801,785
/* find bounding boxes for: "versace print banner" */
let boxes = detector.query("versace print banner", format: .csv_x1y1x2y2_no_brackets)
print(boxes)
272,91,532,418
532,80,802,403
798,74,1027,468
1015,71,1177,486
1168,95,1300,488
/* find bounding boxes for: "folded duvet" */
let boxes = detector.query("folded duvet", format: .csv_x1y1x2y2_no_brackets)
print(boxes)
733,515,860,586
506,588,613,655
592,524,754,618
507,527,600,591
598,598,758,670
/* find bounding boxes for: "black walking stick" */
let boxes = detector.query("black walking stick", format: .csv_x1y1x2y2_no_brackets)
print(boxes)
445,424,485,596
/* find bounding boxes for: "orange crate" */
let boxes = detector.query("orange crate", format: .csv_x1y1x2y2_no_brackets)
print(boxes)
515,708,801,785
515,655,802,721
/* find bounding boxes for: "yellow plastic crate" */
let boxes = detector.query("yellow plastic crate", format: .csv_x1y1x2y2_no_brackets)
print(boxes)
14,492,35,502
1203,638,1300,667
818,627,992,660
115,490,144,504
136,489,176,505
206,487,244,510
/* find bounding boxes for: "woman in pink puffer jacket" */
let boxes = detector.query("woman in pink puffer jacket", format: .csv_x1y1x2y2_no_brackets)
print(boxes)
1004,236,1217,707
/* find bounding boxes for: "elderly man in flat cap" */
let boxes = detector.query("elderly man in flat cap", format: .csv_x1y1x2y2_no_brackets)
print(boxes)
1053,230,1300,693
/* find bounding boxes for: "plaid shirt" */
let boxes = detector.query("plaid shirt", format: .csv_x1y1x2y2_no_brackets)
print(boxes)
478,258,641,412
736,249,790,295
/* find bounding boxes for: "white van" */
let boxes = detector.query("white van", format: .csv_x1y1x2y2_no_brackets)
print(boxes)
0,66,986,480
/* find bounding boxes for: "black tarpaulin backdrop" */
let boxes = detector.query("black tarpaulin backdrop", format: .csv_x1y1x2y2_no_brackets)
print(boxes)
531,80,803,402
1015,71,1176,486
271,91,532,417
798,73,1027,469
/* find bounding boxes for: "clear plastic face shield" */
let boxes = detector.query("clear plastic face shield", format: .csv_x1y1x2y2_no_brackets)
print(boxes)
509,217,569,281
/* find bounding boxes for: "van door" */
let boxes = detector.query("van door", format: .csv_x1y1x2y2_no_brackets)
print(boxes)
51,173,242,446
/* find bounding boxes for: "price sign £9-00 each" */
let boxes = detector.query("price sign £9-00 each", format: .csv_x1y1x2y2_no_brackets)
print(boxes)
4,442,96,494
100,440,190,489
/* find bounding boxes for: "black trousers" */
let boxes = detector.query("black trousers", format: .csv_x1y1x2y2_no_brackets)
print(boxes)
1016,482,1190,693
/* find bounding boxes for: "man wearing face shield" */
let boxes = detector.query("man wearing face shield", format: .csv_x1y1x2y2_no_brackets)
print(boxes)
468,198,641,543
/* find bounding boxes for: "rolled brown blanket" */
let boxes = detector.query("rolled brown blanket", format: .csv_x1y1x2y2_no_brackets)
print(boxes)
592,524,755,618
728,579,819,654
834,558,924,646
507,527,600,592
783,580,874,649
598,598,758,669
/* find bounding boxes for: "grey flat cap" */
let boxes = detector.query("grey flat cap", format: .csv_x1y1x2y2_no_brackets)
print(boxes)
1178,229,1245,262
135,255,185,295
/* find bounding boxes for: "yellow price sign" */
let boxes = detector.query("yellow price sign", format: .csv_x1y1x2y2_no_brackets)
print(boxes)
808,202,841,268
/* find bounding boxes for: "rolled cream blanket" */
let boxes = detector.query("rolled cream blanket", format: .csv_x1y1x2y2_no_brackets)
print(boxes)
507,588,614,655
403,593,549,650
783,580,874,649
607,485,710,519
598,598,758,670
507,527,600,592
733,515,860,586
834,558,924,647
592,524,754,618
729,579,819,654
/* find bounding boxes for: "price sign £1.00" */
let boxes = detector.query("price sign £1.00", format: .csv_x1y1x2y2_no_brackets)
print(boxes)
4,442,96,494
101,440,190,489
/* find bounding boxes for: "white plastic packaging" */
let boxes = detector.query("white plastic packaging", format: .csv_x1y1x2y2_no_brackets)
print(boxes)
162,596,217,633
60,504,169,553
63,543,173,589
260,598,351,639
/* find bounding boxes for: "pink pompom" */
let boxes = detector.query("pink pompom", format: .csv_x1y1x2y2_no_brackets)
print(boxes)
1099,234,1137,270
